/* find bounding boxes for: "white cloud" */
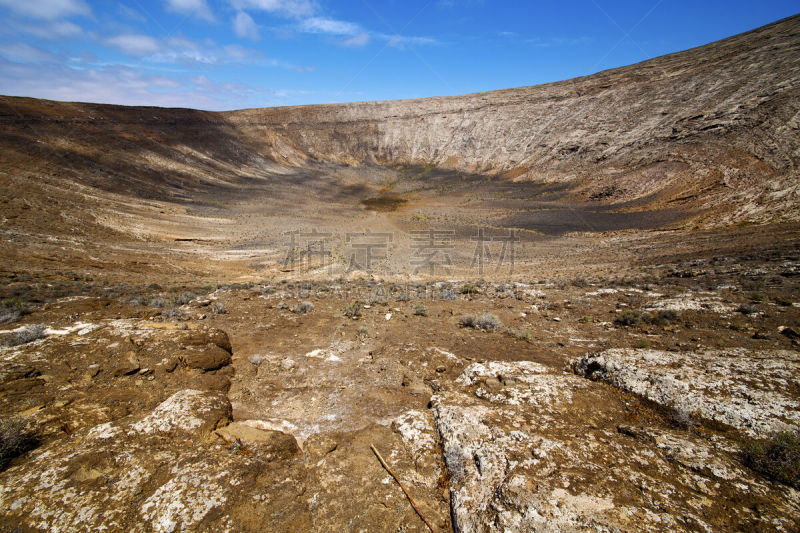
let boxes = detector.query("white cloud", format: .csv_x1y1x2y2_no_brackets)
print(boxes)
0,0,91,19
165,0,214,22
526,36,591,48
102,34,262,65
106,34,160,56
0,56,286,110
384,34,438,48
299,17,361,36
342,33,370,47
230,0,316,19
118,3,147,23
0,43,58,63
295,16,437,48
18,20,83,39
233,11,260,41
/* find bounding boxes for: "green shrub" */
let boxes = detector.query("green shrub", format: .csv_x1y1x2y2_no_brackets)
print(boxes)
459,314,476,328
614,310,643,327
645,309,679,326
741,431,800,489
344,301,364,319
507,327,531,341
413,304,429,317
738,303,759,315
461,283,479,295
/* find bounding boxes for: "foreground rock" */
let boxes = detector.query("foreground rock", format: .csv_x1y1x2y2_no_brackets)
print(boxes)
0,390,311,532
432,361,800,531
573,348,800,437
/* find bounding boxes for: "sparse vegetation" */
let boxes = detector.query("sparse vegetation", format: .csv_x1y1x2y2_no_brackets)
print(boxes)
357,326,370,337
461,313,503,331
461,283,479,295
3,324,47,347
738,303,759,315
507,327,531,341
0,298,29,325
741,431,800,489
669,406,697,429
0,417,38,470
476,313,503,331
459,314,476,328
647,309,679,326
413,304,429,317
344,301,364,319
160,307,186,320
292,301,314,314
173,292,197,305
615,309,680,327
614,310,644,327
211,301,226,315
440,289,457,301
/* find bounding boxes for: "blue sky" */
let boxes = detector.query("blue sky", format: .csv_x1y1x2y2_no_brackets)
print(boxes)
0,0,796,110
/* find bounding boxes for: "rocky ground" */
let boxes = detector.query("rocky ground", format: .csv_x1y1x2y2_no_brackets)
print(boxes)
1,246,798,531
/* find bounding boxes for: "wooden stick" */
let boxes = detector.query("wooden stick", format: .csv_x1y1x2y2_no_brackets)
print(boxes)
370,443,436,533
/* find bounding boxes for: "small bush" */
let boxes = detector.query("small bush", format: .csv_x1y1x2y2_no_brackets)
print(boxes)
507,327,531,341
459,314,476,328
0,310,21,325
615,309,679,328
645,309,679,326
357,326,370,337
344,301,364,319
413,304,429,317
160,308,185,320
670,406,696,429
1,298,31,325
292,301,314,314
146,296,168,308
173,292,197,306
461,283,479,295
0,417,38,469
4,324,47,347
614,310,643,327
475,313,503,331
635,339,651,349
277,301,288,310
440,289,457,301
741,431,800,489
395,292,411,302
738,303,759,315
210,301,226,315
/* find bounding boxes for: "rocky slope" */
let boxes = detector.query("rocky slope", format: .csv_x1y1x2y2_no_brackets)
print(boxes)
0,15,798,239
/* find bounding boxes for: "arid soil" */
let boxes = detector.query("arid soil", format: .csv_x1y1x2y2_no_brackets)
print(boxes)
0,14,799,533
